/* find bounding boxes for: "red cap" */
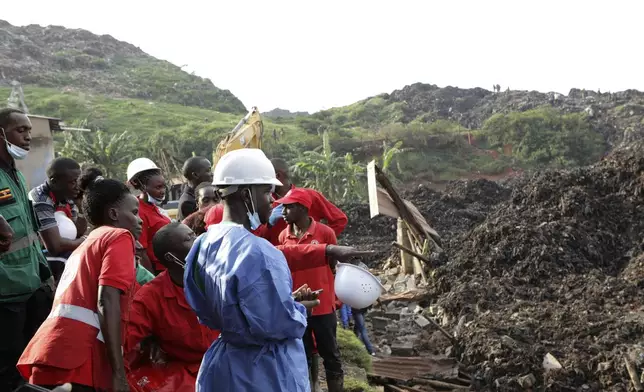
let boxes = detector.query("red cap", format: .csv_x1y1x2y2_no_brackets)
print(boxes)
275,188,312,209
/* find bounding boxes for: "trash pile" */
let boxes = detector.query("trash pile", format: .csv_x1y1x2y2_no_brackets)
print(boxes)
426,143,644,390
341,143,644,391
340,178,511,269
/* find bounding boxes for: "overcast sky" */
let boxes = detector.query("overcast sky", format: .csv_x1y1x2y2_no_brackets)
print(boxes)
6,0,643,113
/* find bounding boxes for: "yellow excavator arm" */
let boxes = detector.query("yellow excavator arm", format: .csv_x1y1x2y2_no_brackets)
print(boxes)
167,107,263,221
212,107,263,166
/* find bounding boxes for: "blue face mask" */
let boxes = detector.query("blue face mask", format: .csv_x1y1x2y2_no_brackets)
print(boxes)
245,188,262,230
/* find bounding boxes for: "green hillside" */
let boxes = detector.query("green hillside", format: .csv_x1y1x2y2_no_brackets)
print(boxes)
0,20,245,113
5,21,635,204
1,84,611,203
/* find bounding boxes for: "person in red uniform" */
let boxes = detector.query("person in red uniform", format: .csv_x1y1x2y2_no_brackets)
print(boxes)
17,171,143,392
125,222,220,391
264,158,348,245
182,182,218,236
276,188,344,392
203,158,348,246
126,158,171,275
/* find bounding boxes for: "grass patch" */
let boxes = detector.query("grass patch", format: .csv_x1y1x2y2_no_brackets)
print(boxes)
337,328,373,372
344,377,378,392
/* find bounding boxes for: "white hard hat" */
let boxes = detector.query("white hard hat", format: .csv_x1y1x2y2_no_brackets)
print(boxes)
213,149,282,187
54,211,77,240
127,158,159,182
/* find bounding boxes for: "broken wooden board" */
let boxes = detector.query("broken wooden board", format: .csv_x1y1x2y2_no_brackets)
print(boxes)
379,289,429,303
369,356,469,391
367,161,441,245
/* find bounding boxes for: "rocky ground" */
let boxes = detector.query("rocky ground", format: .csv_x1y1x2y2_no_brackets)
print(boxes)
339,143,644,391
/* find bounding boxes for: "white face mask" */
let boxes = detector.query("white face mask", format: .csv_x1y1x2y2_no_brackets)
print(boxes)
1,128,28,160
147,193,164,207
244,188,262,230
166,252,186,269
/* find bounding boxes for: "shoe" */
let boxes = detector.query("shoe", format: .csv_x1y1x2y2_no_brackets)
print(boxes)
325,373,344,392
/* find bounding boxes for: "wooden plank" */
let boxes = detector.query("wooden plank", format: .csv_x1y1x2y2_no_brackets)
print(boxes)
398,219,414,274
406,229,428,284
367,161,380,218
411,378,470,390
392,242,431,264
373,164,442,248
380,289,429,303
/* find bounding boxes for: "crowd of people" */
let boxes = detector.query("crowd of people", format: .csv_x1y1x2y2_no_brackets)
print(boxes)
0,108,375,392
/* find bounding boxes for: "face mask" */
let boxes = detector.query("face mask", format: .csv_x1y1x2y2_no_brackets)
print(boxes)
166,252,186,269
147,193,164,207
244,188,262,230
1,128,28,160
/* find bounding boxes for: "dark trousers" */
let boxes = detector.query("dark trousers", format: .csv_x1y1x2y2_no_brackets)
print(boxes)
302,312,343,376
0,286,54,390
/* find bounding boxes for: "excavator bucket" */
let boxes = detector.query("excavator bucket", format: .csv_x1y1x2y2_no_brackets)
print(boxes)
212,107,263,166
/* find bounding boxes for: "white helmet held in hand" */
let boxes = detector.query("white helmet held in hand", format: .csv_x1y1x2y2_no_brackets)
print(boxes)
213,149,282,187
127,158,159,182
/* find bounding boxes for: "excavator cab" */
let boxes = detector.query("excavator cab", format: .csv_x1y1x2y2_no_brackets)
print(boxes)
166,107,264,221
212,107,263,166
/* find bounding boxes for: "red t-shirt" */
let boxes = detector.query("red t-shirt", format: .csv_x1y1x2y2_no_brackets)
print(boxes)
266,186,348,245
138,198,171,273
18,226,137,390
125,271,220,374
279,220,338,316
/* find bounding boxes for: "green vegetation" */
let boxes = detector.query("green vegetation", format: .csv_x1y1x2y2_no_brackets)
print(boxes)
482,107,605,167
291,130,365,204
3,86,607,192
0,87,320,181
39,53,245,113
59,130,135,179
344,378,377,392
336,328,373,372
5,26,246,113
337,328,378,392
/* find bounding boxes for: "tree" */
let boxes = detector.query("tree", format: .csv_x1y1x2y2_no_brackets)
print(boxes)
291,130,365,203
139,131,185,181
58,130,137,179
380,140,406,174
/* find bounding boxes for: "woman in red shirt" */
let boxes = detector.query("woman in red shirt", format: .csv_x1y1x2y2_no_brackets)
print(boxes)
126,158,171,275
18,170,143,392
125,222,220,391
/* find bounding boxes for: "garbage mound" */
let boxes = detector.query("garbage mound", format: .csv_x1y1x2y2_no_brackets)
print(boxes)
340,179,511,268
405,180,511,250
428,144,644,390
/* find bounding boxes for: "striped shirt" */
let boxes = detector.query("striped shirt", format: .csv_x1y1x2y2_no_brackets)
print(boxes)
28,183,78,232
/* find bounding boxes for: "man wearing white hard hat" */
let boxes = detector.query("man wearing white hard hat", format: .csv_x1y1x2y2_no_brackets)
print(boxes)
126,158,170,274
183,149,372,392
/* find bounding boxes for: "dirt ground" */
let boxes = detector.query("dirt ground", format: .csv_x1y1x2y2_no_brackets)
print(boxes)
339,143,644,391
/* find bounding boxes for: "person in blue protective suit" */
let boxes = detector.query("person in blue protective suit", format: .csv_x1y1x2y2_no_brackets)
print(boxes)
183,148,323,392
